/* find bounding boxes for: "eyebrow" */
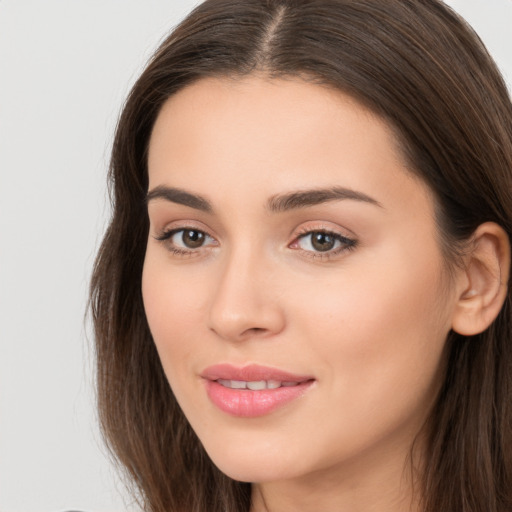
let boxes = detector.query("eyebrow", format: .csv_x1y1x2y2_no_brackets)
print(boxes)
146,185,213,212
267,187,383,212
145,185,382,213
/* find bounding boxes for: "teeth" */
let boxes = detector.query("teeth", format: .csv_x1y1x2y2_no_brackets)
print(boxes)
247,380,266,390
216,379,298,390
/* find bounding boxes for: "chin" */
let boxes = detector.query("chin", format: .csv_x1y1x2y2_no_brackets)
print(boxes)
210,457,293,484
200,433,307,484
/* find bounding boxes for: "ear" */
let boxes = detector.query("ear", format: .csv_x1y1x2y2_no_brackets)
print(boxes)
451,222,510,336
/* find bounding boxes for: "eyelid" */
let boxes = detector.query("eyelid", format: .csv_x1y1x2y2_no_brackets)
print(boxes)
152,218,214,239
289,223,358,259
152,219,357,260
154,227,213,243
153,222,218,256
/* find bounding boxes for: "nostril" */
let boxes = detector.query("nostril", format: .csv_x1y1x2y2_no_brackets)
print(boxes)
250,326,271,334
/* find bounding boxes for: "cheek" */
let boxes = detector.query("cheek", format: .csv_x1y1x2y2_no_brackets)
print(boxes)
264,255,453,469
292,250,452,409
141,254,207,373
141,257,214,432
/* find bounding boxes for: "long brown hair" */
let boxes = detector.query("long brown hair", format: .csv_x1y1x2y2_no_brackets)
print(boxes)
90,1,512,510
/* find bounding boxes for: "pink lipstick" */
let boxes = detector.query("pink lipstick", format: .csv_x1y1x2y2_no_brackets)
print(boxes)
201,364,314,417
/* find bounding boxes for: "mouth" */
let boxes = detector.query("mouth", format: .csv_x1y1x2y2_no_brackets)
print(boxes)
216,379,303,390
201,364,315,417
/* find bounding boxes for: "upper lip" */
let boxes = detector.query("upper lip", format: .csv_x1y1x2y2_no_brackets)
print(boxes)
201,363,313,383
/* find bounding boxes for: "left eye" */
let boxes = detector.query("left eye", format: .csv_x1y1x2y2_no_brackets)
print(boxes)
295,231,352,253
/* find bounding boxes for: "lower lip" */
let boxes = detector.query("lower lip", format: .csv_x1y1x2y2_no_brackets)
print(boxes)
204,380,314,417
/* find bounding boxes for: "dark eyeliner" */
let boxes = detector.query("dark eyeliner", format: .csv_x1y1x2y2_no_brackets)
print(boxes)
293,228,358,259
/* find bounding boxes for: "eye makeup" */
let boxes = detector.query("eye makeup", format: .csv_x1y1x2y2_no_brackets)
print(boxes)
154,223,358,262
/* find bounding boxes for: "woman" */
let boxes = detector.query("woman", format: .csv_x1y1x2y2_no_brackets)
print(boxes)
90,0,512,510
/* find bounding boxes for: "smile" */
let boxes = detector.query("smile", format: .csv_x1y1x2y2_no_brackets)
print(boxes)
216,379,300,390
201,364,315,417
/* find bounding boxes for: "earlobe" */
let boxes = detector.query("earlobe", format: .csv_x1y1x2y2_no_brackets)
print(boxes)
451,222,510,336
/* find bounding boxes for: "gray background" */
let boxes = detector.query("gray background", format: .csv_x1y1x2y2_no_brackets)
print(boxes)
0,1,511,511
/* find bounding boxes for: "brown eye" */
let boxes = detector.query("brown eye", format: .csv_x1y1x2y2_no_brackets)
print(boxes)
310,232,336,252
156,228,216,252
294,230,356,255
181,229,206,248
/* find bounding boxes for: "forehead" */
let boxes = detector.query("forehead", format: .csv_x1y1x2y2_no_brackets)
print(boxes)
147,75,432,216
149,76,386,155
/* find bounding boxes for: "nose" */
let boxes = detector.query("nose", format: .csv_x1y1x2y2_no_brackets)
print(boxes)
207,248,286,342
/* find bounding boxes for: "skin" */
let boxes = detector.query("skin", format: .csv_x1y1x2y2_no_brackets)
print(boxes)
142,76,466,512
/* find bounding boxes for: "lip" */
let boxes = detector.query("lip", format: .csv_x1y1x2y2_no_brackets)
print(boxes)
201,364,315,418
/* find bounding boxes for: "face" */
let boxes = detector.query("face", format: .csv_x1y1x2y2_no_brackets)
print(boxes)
142,76,459,489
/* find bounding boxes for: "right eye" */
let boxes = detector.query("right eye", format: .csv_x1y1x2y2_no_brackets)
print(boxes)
156,228,217,254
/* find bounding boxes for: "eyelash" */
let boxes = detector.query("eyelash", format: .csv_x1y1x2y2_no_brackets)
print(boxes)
155,227,217,257
154,226,357,260
291,228,357,260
